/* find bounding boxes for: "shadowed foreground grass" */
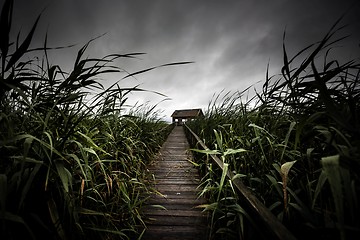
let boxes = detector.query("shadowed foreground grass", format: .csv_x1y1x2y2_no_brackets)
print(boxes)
0,0,177,239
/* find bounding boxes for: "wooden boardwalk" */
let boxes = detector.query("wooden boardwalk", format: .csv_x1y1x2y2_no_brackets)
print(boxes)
142,126,209,240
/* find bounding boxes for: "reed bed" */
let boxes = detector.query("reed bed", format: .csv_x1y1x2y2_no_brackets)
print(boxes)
187,18,360,240
0,0,175,239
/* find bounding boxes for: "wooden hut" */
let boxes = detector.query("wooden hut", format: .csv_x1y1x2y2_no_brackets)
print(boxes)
171,109,204,125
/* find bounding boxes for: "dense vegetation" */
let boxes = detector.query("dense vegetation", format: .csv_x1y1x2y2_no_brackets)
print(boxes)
0,0,174,239
2,0,359,239
187,18,360,240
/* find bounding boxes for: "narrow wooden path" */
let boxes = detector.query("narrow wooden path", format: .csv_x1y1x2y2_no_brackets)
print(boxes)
142,126,209,240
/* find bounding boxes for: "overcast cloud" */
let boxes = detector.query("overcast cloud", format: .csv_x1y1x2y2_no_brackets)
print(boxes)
8,0,360,121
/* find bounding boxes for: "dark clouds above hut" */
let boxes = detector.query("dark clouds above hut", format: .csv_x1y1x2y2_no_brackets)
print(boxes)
8,0,360,121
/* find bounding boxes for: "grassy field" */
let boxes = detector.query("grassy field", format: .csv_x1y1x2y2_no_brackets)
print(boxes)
187,18,360,240
0,0,174,239
1,0,359,239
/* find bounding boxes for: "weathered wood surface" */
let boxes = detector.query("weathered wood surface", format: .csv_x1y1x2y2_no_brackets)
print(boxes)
142,126,209,240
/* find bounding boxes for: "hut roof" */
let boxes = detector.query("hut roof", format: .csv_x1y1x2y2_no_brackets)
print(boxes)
171,109,204,118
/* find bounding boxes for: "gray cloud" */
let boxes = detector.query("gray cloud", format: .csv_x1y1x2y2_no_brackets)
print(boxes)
8,0,360,121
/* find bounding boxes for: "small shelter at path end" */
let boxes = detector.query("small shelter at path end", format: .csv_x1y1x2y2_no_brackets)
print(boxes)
171,109,204,125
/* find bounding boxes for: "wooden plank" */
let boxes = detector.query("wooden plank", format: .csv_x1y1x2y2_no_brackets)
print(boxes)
149,168,198,172
144,203,205,210
149,166,198,170
149,194,206,202
142,125,209,239
154,185,200,192
145,216,206,226
152,179,200,184
144,209,205,217
141,226,208,240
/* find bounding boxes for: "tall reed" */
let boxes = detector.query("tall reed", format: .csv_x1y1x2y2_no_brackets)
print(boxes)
0,0,175,239
188,17,359,240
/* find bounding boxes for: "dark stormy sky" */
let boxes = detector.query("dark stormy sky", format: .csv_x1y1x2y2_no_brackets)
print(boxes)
7,0,360,121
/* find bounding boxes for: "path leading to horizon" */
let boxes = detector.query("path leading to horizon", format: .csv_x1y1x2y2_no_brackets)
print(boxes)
142,125,209,240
